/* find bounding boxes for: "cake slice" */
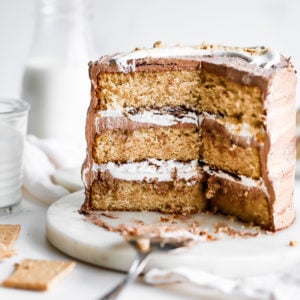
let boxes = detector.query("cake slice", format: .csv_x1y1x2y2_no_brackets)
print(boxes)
81,43,297,231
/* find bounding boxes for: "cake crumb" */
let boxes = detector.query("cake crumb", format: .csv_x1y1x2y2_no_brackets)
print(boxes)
100,212,118,219
133,220,145,225
153,41,164,48
215,223,259,238
226,215,237,222
173,214,192,221
160,216,171,222
289,240,300,247
0,225,21,259
136,238,150,252
89,216,119,232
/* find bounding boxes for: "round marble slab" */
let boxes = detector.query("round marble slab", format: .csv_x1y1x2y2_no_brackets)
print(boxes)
46,185,300,278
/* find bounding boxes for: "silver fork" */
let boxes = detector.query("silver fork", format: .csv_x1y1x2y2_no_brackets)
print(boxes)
99,236,194,300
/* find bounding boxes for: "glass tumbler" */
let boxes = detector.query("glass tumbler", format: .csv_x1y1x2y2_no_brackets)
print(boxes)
0,98,30,214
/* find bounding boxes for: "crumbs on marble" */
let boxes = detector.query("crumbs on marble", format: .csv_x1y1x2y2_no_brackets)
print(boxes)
100,212,119,219
160,216,171,222
289,240,300,247
133,219,145,225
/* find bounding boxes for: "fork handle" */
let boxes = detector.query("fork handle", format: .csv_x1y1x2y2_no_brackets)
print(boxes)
99,252,151,300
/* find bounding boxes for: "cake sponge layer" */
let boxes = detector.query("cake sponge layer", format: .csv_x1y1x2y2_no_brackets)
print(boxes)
89,176,206,214
200,118,261,179
206,174,270,229
96,70,202,110
96,70,263,126
93,126,199,163
199,71,264,127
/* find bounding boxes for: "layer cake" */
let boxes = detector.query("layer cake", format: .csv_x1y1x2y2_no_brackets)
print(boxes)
81,43,297,231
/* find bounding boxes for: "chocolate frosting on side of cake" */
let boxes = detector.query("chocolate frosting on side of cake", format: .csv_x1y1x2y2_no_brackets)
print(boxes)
89,53,289,91
260,65,297,230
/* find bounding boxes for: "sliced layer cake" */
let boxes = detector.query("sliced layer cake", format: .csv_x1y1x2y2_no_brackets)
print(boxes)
81,43,297,231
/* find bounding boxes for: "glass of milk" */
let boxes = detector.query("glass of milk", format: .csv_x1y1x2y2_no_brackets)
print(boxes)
0,98,30,214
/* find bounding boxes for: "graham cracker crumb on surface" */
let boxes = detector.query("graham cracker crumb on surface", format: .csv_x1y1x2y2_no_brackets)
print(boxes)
160,216,172,222
193,43,270,55
226,216,237,222
153,41,164,48
136,238,150,252
100,212,119,219
133,219,145,225
0,225,21,260
0,249,14,259
289,241,300,247
2,259,76,291
214,223,259,238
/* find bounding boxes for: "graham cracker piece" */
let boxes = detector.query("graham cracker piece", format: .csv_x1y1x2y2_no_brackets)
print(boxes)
0,224,21,259
2,259,76,291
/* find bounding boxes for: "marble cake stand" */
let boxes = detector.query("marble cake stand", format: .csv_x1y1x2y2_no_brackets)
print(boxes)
46,185,300,278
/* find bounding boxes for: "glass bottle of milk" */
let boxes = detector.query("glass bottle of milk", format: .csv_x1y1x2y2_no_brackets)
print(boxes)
21,0,95,150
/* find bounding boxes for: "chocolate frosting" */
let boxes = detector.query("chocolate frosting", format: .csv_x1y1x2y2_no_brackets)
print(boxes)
89,55,290,91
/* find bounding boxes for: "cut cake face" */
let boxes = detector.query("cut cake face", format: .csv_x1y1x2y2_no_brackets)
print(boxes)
81,43,297,231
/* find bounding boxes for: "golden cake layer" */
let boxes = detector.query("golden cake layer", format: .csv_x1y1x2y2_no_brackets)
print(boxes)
93,123,199,163
96,70,264,127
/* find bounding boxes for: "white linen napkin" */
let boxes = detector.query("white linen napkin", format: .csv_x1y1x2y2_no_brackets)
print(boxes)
23,135,84,205
144,265,300,300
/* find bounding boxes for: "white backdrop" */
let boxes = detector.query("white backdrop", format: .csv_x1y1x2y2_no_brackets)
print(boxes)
0,0,299,105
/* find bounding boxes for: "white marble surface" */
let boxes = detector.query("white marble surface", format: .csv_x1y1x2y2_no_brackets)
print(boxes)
0,192,257,300
47,188,300,279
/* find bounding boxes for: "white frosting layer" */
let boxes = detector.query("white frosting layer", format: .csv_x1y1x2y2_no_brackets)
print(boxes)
100,109,198,126
111,45,281,73
96,159,199,182
128,110,198,126
100,110,123,118
84,158,268,193
202,165,268,194
99,109,259,141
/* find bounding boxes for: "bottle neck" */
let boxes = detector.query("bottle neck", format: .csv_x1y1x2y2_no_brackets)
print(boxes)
29,0,94,64
37,0,87,24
